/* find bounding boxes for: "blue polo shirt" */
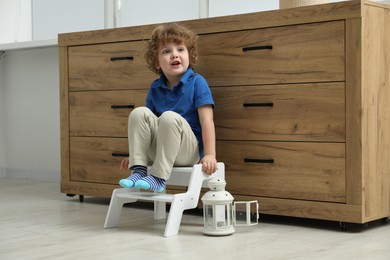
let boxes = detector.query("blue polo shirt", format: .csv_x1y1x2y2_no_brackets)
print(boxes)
146,68,214,158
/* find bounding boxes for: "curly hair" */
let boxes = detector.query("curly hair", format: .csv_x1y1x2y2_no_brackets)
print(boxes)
144,23,199,75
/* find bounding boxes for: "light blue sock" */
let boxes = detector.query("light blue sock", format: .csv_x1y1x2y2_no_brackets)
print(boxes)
135,175,166,192
119,166,147,189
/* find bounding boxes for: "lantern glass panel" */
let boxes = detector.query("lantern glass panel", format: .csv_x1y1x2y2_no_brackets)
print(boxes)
215,204,233,229
204,204,214,229
215,204,227,228
234,201,259,226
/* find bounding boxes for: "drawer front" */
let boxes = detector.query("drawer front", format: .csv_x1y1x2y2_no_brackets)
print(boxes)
217,141,346,203
197,21,345,86
213,82,345,142
70,137,129,184
68,41,156,91
69,90,148,137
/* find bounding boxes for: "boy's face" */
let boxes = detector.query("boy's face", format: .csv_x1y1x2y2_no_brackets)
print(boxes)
156,41,190,84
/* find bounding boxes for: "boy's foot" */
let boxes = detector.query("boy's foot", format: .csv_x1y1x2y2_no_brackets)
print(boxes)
119,166,147,189
135,175,166,192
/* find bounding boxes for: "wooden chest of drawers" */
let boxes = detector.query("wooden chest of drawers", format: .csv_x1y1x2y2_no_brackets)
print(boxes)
59,1,390,225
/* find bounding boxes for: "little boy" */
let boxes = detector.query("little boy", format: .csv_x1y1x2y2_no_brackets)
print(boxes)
119,23,217,192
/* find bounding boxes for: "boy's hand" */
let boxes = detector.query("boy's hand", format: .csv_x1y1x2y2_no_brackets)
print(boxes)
120,158,129,171
200,155,217,175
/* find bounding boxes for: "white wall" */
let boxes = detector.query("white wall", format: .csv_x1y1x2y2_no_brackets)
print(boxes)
0,0,32,44
0,54,6,177
3,47,60,181
32,0,105,41
120,0,201,27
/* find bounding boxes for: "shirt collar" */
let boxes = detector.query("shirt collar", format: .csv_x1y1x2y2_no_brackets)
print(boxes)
155,68,194,90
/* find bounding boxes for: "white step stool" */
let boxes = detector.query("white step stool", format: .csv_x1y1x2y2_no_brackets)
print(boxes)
104,162,225,237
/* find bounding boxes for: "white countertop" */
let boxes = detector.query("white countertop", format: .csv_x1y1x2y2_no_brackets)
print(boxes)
0,39,58,51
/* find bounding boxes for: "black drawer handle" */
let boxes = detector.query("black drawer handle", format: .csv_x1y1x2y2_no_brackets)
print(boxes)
242,45,273,52
111,105,135,109
112,153,129,157
244,158,274,164
110,56,134,61
243,103,273,107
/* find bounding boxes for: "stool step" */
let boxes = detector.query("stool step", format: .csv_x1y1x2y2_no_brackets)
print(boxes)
116,191,174,203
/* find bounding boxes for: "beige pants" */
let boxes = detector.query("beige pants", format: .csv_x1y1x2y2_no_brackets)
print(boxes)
128,107,200,180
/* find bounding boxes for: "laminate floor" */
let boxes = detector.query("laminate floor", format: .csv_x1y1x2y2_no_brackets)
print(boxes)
1,178,389,260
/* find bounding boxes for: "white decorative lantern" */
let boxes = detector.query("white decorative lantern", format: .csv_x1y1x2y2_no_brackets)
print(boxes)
201,178,259,236
201,178,235,235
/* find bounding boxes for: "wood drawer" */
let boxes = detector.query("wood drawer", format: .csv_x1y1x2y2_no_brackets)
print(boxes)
217,141,346,203
197,21,345,86
69,137,186,192
68,41,155,91
69,90,148,137
213,82,345,142
70,137,129,184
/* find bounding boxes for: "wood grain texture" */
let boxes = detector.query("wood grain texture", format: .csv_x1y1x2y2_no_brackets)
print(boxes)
69,90,148,137
217,141,345,203
213,83,345,142
196,21,345,86
345,18,363,208
361,4,390,220
59,47,70,185
68,41,155,91
70,137,128,184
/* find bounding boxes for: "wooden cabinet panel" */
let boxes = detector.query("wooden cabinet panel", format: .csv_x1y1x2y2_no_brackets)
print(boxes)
70,137,129,184
197,21,345,86
69,90,148,137
213,82,345,142
217,141,346,203
68,41,155,91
